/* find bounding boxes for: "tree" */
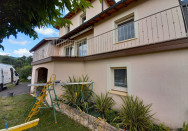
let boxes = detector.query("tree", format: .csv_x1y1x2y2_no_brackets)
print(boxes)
0,0,93,49
19,65,32,81
26,56,33,65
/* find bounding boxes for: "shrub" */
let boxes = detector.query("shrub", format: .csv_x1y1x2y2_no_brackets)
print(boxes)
19,65,32,81
94,93,115,118
182,122,188,131
106,109,117,123
152,124,170,131
61,75,93,112
117,95,154,131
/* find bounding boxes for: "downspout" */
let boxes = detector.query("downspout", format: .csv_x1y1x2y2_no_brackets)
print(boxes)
102,0,104,11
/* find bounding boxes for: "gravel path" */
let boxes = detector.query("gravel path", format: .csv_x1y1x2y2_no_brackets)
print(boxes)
0,82,30,97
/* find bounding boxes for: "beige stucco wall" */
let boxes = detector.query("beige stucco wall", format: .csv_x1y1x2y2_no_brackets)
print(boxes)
59,0,109,37
31,48,188,129
84,49,188,129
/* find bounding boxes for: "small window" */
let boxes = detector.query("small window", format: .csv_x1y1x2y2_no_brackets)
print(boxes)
82,15,86,24
76,39,87,56
117,18,135,42
114,69,127,88
80,14,86,24
65,45,72,56
67,25,70,33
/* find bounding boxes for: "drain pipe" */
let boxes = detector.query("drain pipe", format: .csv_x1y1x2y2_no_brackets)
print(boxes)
102,0,104,11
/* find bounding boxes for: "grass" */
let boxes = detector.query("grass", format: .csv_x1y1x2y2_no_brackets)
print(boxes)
0,94,89,131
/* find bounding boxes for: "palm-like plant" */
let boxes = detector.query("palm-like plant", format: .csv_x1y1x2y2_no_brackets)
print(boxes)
94,93,115,118
61,75,92,108
118,95,154,131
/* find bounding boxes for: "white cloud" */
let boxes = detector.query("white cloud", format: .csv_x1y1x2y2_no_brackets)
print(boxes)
115,0,120,2
0,52,11,56
34,27,58,35
13,48,32,57
8,39,29,45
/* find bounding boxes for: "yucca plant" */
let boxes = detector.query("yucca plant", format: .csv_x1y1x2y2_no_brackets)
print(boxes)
117,95,154,131
94,93,115,118
61,75,92,109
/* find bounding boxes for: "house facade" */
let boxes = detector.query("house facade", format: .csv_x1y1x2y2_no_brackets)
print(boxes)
30,0,188,128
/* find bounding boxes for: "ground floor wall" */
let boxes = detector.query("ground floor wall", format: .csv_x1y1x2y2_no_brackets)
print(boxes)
31,49,188,129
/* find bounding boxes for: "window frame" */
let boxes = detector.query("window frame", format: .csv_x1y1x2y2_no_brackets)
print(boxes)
66,25,70,33
64,44,73,56
75,38,87,56
112,67,127,92
80,13,86,25
113,67,127,91
107,63,131,94
116,17,135,42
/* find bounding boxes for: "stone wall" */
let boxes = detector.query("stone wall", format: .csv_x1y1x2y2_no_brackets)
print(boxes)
55,103,120,131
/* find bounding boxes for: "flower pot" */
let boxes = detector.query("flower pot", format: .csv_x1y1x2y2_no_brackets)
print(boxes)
7,92,14,97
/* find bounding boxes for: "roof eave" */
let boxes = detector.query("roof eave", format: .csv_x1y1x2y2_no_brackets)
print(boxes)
59,0,136,40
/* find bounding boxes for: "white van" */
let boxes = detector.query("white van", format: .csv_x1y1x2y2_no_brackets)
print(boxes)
0,63,19,91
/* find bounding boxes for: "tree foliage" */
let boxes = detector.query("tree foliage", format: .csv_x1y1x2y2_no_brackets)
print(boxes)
19,65,32,81
0,0,93,49
0,55,33,81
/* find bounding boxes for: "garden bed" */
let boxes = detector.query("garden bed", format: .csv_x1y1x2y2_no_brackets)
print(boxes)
56,102,119,131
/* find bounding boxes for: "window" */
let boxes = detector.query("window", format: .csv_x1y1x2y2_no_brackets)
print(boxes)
65,45,72,56
117,18,135,42
114,69,127,88
82,15,86,23
180,0,188,31
67,25,70,33
76,39,87,56
107,63,130,94
80,14,86,24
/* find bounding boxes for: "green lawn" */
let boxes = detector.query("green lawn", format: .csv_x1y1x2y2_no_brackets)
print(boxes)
0,94,89,131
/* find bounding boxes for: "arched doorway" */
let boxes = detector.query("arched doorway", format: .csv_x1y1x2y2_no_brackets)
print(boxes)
37,67,48,83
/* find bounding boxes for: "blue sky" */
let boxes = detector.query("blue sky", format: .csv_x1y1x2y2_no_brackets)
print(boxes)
0,26,59,57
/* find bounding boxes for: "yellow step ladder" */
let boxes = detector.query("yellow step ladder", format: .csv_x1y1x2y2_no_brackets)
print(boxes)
25,74,61,124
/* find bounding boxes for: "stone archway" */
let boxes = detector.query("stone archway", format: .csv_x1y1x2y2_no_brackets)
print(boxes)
37,67,48,83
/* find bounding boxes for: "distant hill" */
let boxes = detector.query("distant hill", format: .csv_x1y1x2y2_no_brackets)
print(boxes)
0,55,16,64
